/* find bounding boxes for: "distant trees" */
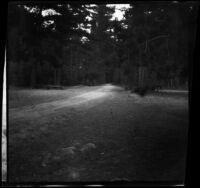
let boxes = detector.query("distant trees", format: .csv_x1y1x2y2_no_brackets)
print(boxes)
116,1,198,90
7,3,90,87
7,2,198,89
87,5,116,83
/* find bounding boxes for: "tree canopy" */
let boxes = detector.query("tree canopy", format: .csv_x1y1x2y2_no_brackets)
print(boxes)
7,2,199,88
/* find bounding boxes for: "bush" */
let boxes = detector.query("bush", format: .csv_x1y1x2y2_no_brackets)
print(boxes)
133,87,148,96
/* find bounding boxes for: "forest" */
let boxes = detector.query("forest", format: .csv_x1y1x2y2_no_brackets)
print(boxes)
7,2,198,91
6,1,198,183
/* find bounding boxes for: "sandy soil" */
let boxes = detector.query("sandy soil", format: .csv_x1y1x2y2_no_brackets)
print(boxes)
8,84,189,183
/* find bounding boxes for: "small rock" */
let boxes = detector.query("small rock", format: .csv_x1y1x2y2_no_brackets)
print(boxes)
80,143,96,152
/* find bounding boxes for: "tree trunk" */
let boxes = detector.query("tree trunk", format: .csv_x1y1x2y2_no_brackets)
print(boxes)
138,66,148,88
70,45,73,84
54,68,57,85
30,60,36,88
57,68,61,85
74,50,77,84
170,79,173,88
138,66,144,88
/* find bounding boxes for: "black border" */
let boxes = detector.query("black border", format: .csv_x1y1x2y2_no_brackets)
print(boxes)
185,1,200,187
1,0,8,185
3,0,198,187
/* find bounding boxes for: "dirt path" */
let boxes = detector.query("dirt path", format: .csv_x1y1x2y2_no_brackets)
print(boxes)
8,85,188,182
9,84,118,120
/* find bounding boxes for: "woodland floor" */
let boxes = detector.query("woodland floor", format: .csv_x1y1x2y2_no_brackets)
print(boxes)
8,84,189,183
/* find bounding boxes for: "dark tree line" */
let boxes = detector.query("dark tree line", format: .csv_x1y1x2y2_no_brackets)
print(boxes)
7,2,199,89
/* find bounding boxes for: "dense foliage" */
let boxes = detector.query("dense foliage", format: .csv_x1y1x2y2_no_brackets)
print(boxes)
7,2,198,89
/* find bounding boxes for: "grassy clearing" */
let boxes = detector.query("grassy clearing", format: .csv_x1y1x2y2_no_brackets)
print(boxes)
8,85,188,182
8,85,101,109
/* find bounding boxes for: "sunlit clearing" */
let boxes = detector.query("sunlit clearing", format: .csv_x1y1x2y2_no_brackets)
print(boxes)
102,83,117,89
73,84,116,101
77,91,107,100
